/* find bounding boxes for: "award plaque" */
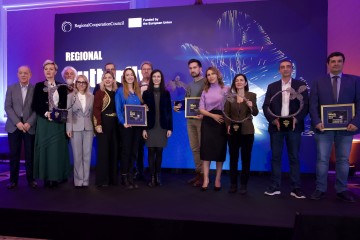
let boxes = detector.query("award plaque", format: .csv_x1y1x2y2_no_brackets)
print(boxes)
174,100,185,111
185,97,201,118
266,85,307,132
279,117,293,132
124,105,147,126
321,104,355,130
229,123,241,135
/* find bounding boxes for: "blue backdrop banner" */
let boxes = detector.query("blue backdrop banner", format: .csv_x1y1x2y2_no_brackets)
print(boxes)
54,1,327,172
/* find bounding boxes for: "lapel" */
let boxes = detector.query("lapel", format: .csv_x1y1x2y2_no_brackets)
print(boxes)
275,80,283,106
338,74,346,102
74,93,84,114
84,93,92,114
325,74,337,103
14,84,24,108
23,84,34,108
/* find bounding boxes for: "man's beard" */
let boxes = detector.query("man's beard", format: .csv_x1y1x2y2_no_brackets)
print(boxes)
191,72,200,78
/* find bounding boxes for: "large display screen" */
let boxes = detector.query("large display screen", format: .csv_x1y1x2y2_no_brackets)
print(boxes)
54,1,327,171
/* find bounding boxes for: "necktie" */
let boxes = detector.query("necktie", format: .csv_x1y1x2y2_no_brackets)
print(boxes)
332,76,339,102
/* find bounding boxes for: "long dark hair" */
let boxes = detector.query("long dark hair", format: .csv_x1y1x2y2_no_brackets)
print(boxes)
230,73,249,93
148,69,166,93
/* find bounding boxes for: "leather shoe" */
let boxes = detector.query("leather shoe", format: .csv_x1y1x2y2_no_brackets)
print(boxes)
310,190,325,200
228,184,237,194
29,181,38,189
336,191,355,203
7,182,17,189
239,184,247,195
214,186,222,191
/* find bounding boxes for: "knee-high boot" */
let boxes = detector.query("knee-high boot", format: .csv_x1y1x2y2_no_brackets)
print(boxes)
148,175,156,188
121,174,132,189
128,173,139,189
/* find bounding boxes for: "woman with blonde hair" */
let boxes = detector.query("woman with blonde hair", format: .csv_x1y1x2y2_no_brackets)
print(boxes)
93,71,118,187
66,75,94,188
115,68,143,189
199,66,229,191
32,60,70,188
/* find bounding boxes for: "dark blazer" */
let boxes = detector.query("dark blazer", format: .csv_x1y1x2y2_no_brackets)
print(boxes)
262,79,309,133
32,80,68,119
309,74,360,135
5,83,37,134
142,89,173,131
224,91,258,135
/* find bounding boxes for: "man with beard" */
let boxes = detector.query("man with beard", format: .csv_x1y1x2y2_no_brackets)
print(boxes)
135,61,153,180
175,59,205,187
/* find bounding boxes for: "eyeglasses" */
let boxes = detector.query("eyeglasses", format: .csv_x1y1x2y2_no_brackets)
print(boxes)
76,81,87,85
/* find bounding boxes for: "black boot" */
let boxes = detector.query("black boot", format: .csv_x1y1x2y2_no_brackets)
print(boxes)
121,174,132,189
239,184,247,195
228,184,237,194
148,175,156,188
156,173,162,186
128,174,139,189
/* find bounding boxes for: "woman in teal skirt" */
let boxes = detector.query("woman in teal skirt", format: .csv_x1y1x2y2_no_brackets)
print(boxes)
32,60,71,188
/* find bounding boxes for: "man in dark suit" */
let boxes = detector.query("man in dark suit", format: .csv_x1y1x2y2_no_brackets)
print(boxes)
135,61,153,181
309,52,360,202
5,66,37,189
262,59,309,198
93,62,122,95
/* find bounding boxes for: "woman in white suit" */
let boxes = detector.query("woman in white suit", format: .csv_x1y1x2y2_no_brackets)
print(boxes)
66,75,94,188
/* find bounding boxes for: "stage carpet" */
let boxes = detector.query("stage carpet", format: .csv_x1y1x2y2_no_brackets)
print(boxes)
0,168,359,240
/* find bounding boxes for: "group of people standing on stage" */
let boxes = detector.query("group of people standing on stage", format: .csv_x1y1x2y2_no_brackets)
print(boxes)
176,59,259,195
5,60,173,190
4,52,360,203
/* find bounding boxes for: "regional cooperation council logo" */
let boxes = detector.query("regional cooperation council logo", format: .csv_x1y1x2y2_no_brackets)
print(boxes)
62,21,72,32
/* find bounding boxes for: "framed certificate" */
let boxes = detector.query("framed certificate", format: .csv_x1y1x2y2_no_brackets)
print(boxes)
124,104,147,126
321,103,355,130
174,100,185,111
185,97,201,118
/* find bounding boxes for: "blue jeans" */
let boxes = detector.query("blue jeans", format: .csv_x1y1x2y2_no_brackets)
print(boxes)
270,131,301,189
314,131,353,193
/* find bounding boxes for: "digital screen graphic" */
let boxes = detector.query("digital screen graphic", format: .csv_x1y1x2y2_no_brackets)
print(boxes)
53,1,327,171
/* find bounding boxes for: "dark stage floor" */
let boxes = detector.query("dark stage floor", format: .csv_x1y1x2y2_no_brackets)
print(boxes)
0,166,360,239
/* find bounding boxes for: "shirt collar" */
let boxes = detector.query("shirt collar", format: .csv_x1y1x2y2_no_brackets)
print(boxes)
20,82,29,88
281,78,292,86
330,73,342,78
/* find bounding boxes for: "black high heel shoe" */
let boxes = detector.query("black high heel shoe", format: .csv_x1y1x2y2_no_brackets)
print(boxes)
214,186,222,191
201,179,210,192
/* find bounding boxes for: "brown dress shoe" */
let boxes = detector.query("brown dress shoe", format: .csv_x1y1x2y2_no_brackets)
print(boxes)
29,181,38,189
192,173,203,187
7,182,17,189
187,174,199,184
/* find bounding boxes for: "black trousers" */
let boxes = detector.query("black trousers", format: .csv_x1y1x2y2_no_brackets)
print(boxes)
136,137,145,174
120,126,141,175
228,132,254,186
8,129,35,184
96,116,118,186
147,147,163,175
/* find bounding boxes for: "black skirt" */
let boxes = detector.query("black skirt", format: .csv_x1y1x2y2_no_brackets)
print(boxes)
200,110,227,162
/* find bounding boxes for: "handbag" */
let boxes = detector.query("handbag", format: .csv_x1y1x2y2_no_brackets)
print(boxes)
47,83,76,123
50,108,68,123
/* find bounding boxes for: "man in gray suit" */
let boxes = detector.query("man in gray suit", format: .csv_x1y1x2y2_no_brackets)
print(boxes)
5,65,37,189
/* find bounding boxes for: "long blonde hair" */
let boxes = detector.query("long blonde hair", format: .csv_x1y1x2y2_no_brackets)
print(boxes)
122,68,142,102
